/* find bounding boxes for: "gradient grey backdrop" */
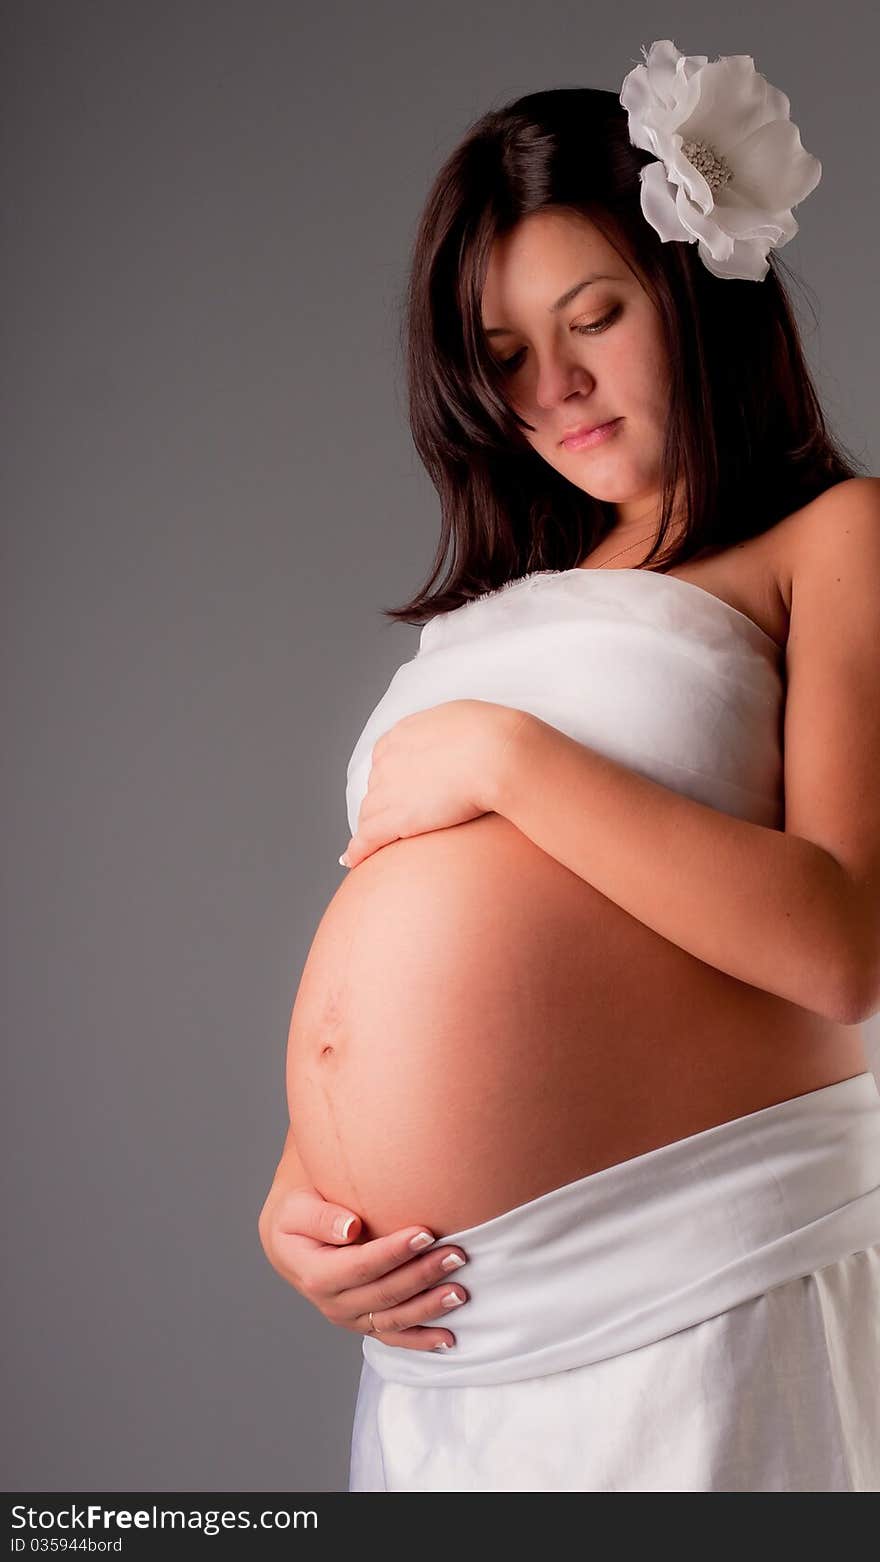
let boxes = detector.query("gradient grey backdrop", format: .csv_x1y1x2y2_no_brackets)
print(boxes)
4,0,879,1493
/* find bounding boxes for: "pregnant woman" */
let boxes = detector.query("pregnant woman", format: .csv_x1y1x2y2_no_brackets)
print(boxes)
259,41,880,1492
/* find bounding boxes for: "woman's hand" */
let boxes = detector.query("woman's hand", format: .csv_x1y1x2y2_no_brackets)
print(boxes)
258,1182,470,1352
340,699,529,869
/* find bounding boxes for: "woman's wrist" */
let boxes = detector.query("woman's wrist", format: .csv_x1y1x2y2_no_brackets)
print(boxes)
485,707,539,815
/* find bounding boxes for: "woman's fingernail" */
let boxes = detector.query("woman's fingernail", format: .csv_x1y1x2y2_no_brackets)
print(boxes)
338,853,350,867
409,1231,433,1251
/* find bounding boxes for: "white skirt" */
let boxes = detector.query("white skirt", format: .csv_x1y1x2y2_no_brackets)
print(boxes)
348,1072,880,1492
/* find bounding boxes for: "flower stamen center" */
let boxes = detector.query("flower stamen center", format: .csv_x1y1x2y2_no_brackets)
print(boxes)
680,137,733,194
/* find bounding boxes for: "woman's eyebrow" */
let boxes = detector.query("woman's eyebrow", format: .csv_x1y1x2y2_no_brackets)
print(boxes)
484,272,623,337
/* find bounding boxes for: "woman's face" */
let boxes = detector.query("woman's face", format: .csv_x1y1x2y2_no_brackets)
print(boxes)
479,208,676,532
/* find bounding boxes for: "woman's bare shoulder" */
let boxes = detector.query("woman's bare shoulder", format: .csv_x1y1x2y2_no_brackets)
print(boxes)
766,476,880,613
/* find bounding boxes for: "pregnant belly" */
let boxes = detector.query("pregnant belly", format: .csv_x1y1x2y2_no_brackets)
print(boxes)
286,813,865,1239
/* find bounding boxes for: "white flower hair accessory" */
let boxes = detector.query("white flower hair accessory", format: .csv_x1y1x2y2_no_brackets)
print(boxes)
619,39,822,281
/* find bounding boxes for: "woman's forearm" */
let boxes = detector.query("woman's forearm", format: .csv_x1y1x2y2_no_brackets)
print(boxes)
489,714,863,1023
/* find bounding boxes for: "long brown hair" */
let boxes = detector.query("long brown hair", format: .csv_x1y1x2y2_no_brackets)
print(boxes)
381,86,867,627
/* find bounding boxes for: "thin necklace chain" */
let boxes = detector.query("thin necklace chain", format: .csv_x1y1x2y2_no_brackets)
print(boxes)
594,530,659,569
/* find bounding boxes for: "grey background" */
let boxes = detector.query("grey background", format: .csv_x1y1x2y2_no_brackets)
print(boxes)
3,0,878,1493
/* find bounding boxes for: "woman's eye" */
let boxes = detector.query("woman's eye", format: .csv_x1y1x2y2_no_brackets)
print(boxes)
497,306,620,373
574,305,621,337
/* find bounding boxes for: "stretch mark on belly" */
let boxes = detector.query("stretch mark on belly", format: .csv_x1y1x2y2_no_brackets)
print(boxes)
307,1057,367,1216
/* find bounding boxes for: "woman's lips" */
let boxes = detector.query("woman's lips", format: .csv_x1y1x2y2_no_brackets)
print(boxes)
560,418,623,451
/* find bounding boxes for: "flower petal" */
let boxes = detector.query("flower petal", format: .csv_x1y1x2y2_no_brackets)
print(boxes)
727,118,822,209
685,55,792,153
639,160,693,242
716,182,800,242
652,39,697,99
700,237,771,282
664,134,717,213
620,39,703,146
673,183,734,260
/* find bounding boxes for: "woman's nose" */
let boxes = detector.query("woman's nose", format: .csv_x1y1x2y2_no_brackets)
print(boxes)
533,356,595,410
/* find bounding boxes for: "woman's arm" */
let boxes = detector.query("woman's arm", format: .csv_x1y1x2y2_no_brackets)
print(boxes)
491,722,855,1022
488,480,880,1028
